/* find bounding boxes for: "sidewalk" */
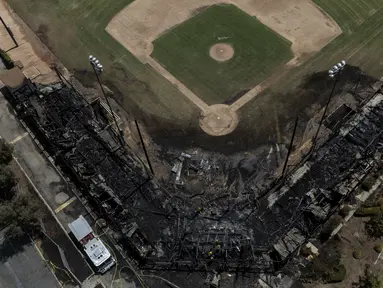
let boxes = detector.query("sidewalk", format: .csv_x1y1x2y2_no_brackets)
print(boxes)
0,92,94,284
0,88,141,288
0,0,58,84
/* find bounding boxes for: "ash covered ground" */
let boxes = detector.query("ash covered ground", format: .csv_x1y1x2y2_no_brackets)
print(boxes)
3,64,383,287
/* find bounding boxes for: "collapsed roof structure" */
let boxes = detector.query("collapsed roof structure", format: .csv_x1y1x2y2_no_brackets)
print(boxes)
1,67,383,273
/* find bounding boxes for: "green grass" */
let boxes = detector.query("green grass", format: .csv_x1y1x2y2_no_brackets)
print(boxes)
7,0,383,152
238,0,383,149
270,0,383,90
313,0,383,33
7,0,199,124
151,4,293,105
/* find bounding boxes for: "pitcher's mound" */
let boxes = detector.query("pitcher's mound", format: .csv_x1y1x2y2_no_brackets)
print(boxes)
209,43,234,62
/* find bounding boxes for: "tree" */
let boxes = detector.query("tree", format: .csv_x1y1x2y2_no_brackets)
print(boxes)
354,265,382,288
0,139,13,165
0,194,44,238
0,165,16,200
365,214,383,238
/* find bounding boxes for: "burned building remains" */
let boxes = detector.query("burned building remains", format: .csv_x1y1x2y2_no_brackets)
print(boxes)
1,67,383,273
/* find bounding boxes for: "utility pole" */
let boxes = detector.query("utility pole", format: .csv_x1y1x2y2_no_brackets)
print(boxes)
281,117,298,176
353,71,365,98
88,55,124,147
311,60,346,151
135,120,155,176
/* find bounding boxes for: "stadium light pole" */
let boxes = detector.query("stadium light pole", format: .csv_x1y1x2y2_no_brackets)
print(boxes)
353,71,366,98
88,55,124,147
311,60,346,151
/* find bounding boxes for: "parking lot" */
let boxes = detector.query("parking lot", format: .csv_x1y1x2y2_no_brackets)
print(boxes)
0,230,61,288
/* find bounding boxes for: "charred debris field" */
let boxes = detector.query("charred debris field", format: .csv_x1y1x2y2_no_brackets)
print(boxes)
2,66,383,275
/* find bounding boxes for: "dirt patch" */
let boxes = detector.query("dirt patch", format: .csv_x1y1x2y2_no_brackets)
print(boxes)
191,5,209,16
305,216,383,288
106,0,341,63
209,43,234,62
0,0,58,84
35,24,53,50
224,88,250,105
106,0,342,137
199,104,239,136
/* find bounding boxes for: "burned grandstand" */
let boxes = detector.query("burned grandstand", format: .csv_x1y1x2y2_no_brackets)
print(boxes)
1,67,383,274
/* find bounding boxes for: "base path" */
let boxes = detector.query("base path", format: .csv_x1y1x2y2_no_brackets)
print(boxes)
200,104,239,136
107,0,341,62
107,0,342,136
147,58,209,113
150,57,239,136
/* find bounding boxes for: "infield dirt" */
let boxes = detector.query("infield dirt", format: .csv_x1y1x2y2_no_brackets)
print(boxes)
106,0,341,63
209,43,234,62
105,0,342,136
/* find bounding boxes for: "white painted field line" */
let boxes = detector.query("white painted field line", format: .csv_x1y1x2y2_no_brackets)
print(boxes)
9,132,28,144
374,251,382,265
147,57,210,112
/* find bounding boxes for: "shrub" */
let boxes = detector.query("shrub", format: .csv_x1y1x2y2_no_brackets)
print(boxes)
326,264,346,283
353,250,362,259
355,207,381,217
373,244,382,253
0,139,13,165
354,265,382,288
0,49,14,69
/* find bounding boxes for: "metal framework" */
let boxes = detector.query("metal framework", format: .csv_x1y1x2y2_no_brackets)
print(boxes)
4,78,383,274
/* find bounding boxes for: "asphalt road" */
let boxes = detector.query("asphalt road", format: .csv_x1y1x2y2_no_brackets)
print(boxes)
0,93,93,283
0,230,61,288
0,90,228,288
0,91,137,287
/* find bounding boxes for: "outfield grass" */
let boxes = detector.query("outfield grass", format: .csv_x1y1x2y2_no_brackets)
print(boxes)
6,0,199,124
313,0,383,33
275,0,383,88
151,4,293,105
7,0,383,152
239,0,383,149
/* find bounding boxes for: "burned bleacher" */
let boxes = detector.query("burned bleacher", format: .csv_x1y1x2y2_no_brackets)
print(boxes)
2,69,383,273
260,92,383,261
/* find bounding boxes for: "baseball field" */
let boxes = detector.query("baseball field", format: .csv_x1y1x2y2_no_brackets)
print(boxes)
5,0,383,148
151,4,293,104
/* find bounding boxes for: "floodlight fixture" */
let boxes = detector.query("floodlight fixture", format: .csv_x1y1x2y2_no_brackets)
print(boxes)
87,54,123,146
313,60,346,149
329,60,346,78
